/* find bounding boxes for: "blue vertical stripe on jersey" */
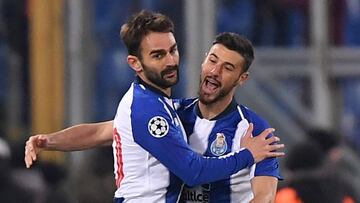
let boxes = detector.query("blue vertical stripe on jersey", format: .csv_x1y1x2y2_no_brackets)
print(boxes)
166,173,184,203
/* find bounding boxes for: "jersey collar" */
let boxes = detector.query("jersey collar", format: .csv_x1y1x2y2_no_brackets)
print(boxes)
134,76,171,98
195,98,238,121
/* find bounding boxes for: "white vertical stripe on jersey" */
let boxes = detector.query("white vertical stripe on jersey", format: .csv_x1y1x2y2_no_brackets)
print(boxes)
189,117,216,154
230,107,255,202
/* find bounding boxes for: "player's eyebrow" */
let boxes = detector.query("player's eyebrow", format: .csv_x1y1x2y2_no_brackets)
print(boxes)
149,43,177,55
169,43,178,51
209,53,236,69
149,49,166,55
209,53,219,59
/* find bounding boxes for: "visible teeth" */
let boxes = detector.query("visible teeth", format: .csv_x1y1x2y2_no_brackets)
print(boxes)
205,81,217,91
207,79,218,87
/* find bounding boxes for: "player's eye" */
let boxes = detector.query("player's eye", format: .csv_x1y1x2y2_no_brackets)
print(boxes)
224,65,234,71
208,57,217,64
170,46,178,55
152,53,164,59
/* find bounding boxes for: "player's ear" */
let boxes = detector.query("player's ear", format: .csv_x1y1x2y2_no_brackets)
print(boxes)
127,55,142,72
237,71,249,86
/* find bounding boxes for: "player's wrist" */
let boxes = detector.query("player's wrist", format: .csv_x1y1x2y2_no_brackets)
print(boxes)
237,148,255,169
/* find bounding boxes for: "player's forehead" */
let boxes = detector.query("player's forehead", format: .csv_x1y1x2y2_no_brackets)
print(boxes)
207,44,244,67
140,32,177,55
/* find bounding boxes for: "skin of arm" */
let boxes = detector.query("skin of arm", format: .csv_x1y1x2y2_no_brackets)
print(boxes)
44,121,114,150
250,176,278,203
25,120,113,168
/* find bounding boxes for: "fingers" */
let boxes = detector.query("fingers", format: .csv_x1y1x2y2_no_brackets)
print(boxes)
24,135,44,168
259,132,285,159
267,143,285,151
243,123,254,139
24,145,34,160
264,135,280,145
266,151,285,158
24,141,36,168
258,128,275,139
26,137,40,159
24,154,34,168
24,145,36,168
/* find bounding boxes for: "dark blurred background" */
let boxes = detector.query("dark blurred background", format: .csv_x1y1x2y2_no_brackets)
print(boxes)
1,0,360,202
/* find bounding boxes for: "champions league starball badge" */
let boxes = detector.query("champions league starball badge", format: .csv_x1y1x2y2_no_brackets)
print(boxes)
148,116,169,138
210,133,228,156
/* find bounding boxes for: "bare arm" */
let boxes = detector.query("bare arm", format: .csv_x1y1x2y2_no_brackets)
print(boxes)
42,121,113,151
24,120,113,168
250,176,278,203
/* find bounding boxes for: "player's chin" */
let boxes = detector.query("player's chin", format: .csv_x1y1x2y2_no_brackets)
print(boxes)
164,76,179,86
199,93,218,105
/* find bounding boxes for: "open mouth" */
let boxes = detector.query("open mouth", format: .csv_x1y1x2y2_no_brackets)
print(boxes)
164,70,177,79
202,77,220,94
162,67,178,79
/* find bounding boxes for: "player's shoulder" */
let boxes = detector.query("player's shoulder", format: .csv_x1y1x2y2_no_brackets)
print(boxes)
133,82,160,99
129,84,172,117
132,83,163,103
116,83,162,110
239,105,261,121
239,105,270,131
173,98,197,110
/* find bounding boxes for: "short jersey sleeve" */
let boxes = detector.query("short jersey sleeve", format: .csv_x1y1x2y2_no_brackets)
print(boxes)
241,105,282,180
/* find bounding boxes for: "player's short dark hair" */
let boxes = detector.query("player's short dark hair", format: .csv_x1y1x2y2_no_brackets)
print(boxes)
120,10,174,59
212,32,254,72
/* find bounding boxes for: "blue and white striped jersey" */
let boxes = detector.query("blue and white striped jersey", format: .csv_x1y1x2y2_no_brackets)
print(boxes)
112,77,255,203
175,98,282,203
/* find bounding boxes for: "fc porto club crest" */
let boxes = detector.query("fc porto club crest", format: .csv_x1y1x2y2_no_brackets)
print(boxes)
210,133,227,156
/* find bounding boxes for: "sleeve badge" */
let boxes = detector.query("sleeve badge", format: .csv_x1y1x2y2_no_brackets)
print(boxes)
148,116,169,138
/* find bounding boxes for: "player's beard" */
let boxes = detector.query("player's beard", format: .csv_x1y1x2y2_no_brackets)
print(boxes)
142,63,179,89
198,77,237,105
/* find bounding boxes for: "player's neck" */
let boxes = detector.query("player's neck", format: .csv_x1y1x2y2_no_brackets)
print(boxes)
198,95,233,120
139,76,172,97
147,81,171,97
160,88,171,97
